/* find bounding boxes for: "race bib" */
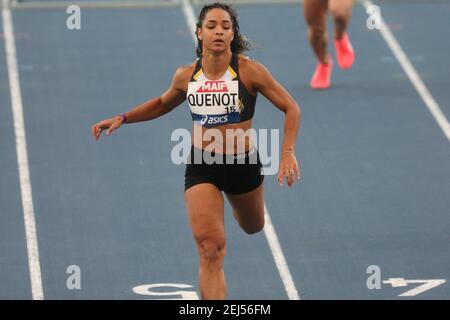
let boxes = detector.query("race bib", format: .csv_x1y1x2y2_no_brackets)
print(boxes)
187,80,241,127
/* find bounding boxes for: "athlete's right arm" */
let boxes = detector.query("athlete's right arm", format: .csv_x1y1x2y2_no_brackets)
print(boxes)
91,66,190,141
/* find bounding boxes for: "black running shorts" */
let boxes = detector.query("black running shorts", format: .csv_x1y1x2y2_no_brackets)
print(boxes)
184,145,264,195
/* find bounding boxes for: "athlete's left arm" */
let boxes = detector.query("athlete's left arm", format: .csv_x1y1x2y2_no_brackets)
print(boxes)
248,61,302,187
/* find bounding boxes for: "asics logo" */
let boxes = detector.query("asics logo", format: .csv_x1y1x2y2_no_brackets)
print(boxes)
200,115,228,126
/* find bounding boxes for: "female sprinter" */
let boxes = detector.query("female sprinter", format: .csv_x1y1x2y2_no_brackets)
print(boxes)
91,3,301,300
304,0,356,89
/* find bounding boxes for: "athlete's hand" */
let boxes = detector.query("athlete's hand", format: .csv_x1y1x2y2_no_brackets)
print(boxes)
91,116,124,141
277,151,301,187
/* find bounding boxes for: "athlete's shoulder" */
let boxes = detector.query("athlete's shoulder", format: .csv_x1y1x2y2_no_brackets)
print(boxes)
237,54,272,81
174,61,197,79
172,61,197,87
237,54,256,68
170,61,197,92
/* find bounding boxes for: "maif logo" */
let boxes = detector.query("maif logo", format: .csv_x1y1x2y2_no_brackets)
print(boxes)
197,81,228,93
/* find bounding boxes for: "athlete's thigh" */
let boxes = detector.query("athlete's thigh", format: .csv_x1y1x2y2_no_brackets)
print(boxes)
225,184,265,227
184,183,225,242
329,0,354,16
303,0,329,26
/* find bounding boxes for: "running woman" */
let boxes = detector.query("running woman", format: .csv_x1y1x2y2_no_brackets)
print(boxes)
91,2,301,300
304,0,355,89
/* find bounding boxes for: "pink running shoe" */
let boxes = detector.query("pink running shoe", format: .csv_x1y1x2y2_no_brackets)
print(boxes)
310,56,333,90
334,32,355,69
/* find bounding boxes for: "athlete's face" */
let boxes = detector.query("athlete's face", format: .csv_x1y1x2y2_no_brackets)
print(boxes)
198,8,234,54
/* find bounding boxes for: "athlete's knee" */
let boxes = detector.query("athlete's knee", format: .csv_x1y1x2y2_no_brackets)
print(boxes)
330,11,349,29
197,236,226,265
242,220,264,235
308,26,327,41
237,212,265,235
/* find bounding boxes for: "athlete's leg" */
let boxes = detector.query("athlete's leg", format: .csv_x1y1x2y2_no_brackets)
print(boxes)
225,184,265,235
303,0,330,64
330,0,355,69
329,0,354,40
184,183,227,300
304,0,334,89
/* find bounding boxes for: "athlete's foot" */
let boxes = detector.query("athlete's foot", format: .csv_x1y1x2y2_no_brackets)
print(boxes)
310,57,333,90
334,32,355,69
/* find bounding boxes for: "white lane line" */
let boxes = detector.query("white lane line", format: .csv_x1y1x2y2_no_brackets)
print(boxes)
1,0,44,300
361,0,450,144
263,205,300,300
181,0,197,44
181,0,300,300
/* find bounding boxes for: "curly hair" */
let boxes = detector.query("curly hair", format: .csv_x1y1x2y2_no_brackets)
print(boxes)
195,2,251,57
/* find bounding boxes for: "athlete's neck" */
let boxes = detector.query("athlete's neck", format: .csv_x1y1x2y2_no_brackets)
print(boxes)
201,50,232,80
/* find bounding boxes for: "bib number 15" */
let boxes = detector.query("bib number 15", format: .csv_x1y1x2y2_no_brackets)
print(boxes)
225,106,236,113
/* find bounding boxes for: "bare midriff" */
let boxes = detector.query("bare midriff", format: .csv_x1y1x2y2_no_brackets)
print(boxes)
192,118,254,155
